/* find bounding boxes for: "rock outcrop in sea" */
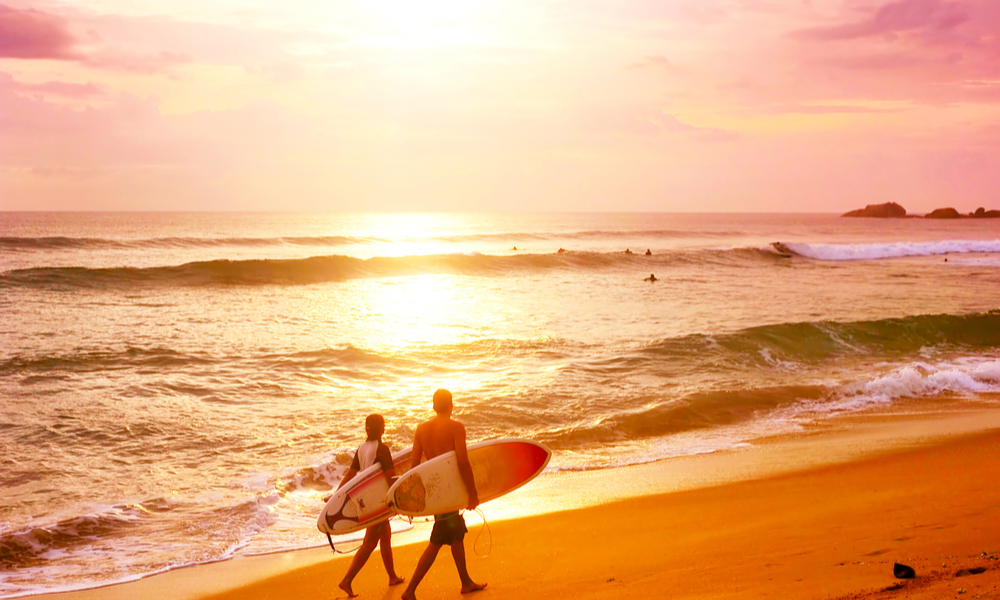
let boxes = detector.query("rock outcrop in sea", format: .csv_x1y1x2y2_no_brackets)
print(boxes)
925,208,962,219
922,206,1000,218
842,203,1000,218
841,202,907,218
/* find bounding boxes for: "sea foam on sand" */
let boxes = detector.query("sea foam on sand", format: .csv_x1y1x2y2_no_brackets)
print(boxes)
33,409,1000,600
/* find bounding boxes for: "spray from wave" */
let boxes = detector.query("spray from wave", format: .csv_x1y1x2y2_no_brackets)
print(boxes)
776,240,1000,261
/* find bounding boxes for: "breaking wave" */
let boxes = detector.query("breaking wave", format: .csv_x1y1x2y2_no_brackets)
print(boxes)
0,248,780,289
777,239,1000,261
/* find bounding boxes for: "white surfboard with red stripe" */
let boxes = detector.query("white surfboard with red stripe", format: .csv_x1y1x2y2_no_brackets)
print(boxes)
385,438,550,517
318,448,413,535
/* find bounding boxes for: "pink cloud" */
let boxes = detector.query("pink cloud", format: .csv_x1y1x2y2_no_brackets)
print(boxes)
83,50,192,75
793,0,969,41
756,102,904,114
0,4,78,59
246,62,305,83
779,0,1000,104
626,55,686,74
0,72,106,98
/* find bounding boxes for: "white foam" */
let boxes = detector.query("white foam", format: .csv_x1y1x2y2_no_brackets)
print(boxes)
781,358,1000,422
758,347,800,370
850,361,999,401
783,240,1000,261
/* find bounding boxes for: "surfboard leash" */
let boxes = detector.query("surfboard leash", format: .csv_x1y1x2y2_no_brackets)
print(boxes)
468,508,492,558
326,516,418,555
326,532,360,554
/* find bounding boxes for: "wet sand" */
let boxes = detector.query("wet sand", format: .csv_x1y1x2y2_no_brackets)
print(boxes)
41,414,1000,600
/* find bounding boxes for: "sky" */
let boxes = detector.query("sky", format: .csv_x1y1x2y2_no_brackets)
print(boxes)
1,0,999,212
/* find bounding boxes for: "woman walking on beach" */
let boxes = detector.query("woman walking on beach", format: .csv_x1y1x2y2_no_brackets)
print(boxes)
335,414,405,597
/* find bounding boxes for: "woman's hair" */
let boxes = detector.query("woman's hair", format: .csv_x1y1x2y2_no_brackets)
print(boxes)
365,413,385,437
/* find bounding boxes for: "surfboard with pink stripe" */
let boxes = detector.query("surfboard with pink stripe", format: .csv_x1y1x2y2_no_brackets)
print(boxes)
386,439,550,516
318,448,413,535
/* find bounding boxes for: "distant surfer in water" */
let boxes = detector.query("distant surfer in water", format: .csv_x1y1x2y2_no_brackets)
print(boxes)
645,274,657,282
401,389,487,600
645,249,652,256
335,414,405,597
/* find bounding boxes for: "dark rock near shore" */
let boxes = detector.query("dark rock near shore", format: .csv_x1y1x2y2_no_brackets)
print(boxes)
926,207,962,219
926,206,1000,218
972,207,1000,218
841,203,1000,218
842,202,908,218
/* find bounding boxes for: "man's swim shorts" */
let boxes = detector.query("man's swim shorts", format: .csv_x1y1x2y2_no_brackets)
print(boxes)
430,512,468,545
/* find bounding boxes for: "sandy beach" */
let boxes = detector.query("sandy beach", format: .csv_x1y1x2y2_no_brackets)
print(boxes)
38,412,1000,600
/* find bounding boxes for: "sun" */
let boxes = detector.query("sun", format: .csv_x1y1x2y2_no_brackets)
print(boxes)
353,0,494,48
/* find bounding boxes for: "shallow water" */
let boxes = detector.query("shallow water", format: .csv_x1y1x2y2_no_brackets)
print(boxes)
2,212,999,596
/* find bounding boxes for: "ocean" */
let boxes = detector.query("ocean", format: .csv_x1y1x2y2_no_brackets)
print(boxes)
2,212,999,597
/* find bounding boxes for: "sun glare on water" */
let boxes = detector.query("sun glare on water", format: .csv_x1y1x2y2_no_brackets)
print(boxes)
316,213,526,402
342,213,482,349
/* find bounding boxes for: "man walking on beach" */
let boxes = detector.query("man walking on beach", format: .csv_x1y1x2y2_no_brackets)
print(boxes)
401,389,487,600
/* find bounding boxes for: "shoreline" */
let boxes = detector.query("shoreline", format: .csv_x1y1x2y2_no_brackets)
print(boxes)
28,407,1000,600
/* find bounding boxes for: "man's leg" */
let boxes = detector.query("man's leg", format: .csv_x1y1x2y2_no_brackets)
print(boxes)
401,542,443,600
450,541,487,594
339,525,381,597
378,521,404,585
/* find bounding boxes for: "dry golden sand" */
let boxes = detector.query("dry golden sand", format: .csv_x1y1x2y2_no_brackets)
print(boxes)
43,417,1000,600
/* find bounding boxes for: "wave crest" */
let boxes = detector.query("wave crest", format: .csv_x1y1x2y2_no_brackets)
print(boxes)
778,240,1000,260
1,249,779,289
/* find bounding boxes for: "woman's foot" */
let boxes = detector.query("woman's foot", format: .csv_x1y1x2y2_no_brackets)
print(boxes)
338,580,357,598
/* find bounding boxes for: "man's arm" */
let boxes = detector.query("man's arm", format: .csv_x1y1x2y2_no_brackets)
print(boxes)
453,423,479,510
411,425,424,469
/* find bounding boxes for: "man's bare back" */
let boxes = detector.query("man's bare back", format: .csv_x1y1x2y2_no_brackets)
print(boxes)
413,416,465,460
411,407,478,511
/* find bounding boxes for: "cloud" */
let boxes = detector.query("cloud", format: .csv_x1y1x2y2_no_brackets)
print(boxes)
778,0,1000,104
756,102,906,114
626,55,686,74
0,71,106,98
792,0,969,41
246,62,305,83
83,50,193,75
0,4,78,59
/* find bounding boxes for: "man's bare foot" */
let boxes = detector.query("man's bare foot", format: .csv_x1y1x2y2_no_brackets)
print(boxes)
389,576,405,586
338,581,357,598
461,582,487,594
401,591,416,600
